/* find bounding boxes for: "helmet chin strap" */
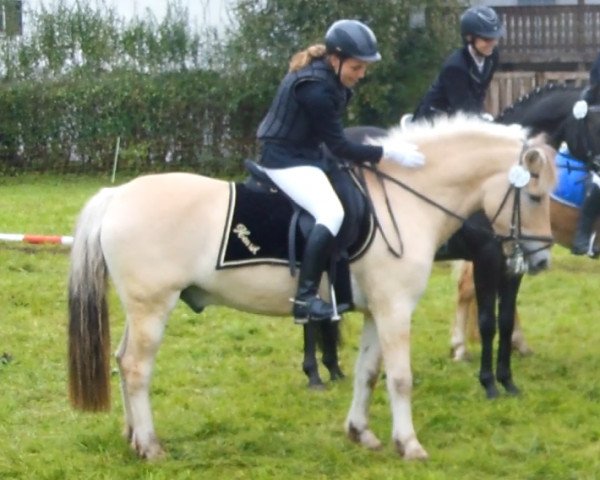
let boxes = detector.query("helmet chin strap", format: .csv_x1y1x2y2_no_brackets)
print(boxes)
336,57,346,80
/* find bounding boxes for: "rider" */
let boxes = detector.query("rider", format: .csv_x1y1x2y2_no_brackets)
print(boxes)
412,5,504,122
572,51,600,257
257,19,425,324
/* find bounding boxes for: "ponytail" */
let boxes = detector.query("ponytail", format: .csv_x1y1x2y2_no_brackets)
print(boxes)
288,44,327,72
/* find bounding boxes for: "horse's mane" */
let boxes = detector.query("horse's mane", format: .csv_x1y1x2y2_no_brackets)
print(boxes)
392,113,527,145
496,83,580,122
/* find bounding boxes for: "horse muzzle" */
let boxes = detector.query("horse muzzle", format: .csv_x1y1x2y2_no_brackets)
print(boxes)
504,240,552,276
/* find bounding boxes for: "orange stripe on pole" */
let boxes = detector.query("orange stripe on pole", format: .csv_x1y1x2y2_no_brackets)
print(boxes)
23,235,65,244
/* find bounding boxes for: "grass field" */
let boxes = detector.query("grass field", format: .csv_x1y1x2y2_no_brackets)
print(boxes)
1,174,600,479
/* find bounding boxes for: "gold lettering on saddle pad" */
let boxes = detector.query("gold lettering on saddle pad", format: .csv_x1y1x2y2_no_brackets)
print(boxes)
232,223,261,255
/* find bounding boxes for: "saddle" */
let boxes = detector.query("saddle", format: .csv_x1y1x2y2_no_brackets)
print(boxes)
215,157,375,311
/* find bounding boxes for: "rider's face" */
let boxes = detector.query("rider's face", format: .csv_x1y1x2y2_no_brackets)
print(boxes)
472,36,498,57
330,56,370,88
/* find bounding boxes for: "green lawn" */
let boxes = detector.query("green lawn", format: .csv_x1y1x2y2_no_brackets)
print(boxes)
1,174,600,479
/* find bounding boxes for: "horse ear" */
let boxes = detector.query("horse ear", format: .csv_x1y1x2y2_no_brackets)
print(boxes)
521,142,557,193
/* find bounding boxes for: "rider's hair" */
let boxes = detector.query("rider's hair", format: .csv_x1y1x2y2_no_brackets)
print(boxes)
289,44,327,72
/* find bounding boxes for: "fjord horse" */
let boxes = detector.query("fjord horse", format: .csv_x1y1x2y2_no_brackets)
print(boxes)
68,116,555,460
445,84,600,397
307,84,600,397
451,168,600,361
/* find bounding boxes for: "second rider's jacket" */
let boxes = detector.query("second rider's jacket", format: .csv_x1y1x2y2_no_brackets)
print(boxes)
257,58,382,169
413,46,499,121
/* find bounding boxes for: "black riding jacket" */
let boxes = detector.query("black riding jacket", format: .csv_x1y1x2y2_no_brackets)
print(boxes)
257,58,382,169
413,45,499,121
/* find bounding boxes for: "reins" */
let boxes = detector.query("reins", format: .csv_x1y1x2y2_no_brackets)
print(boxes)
352,154,554,265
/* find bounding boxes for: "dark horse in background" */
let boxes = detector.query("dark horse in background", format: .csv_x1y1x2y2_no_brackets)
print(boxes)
304,83,600,398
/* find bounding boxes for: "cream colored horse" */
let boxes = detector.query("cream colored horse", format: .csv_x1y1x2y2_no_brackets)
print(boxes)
68,115,556,460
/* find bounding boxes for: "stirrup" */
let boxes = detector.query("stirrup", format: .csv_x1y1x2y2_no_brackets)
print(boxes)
572,233,599,258
291,296,333,325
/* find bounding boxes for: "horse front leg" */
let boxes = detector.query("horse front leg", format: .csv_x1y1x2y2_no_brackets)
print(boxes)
473,255,500,399
320,319,345,381
377,304,428,460
302,322,325,389
496,274,523,395
345,314,384,450
116,293,177,459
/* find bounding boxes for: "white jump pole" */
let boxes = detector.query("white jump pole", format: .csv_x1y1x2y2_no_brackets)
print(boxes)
0,233,73,246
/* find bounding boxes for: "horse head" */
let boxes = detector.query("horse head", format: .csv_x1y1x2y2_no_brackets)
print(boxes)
498,83,600,170
482,133,556,275
562,83,600,170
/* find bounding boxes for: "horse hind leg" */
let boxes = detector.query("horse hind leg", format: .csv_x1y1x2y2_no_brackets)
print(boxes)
116,291,179,459
511,310,533,356
302,322,325,389
450,261,475,361
320,320,345,382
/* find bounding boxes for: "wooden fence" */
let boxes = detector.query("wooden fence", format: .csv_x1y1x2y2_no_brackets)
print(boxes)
496,5,600,66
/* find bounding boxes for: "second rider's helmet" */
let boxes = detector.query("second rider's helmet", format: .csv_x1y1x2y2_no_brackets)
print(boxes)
460,6,505,41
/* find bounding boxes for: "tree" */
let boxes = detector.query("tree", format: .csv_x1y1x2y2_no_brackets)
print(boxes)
223,0,463,127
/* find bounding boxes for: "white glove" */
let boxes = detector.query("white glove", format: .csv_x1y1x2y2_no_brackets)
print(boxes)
381,140,425,168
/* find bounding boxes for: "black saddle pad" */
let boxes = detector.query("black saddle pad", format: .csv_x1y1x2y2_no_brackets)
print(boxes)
216,180,375,269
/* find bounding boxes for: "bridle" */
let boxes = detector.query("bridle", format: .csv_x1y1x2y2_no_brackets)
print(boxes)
575,104,600,172
355,151,554,276
488,166,554,275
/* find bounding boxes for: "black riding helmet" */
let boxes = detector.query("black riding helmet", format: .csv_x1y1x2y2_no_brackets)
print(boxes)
325,19,381,62
460,6,505,42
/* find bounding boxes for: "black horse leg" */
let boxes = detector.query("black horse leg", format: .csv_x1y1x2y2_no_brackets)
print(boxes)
320,320,345,381
473,251,502,399
496,273,523,395
302,322,325,389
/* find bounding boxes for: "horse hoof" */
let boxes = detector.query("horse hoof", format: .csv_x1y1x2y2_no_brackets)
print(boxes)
329,369,346,381
347,424,382,450
308,382,326,391
132,433,165,460
502,382,521,396
451,346,470,362
485,385,500,399
398,438,429,460
516,345,534,357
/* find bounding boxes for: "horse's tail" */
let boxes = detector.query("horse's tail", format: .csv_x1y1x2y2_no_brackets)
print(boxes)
68,186,117,412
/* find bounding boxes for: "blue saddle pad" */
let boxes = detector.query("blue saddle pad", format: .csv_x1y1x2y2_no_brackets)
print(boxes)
552,149,587,208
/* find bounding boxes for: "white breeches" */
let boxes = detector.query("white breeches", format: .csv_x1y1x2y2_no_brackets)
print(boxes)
261,165,344,235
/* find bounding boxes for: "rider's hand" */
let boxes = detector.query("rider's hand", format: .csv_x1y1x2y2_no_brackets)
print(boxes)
381,141,425,168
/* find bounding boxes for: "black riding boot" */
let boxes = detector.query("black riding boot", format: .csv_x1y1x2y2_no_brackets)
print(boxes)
293,224,335,324
572,182,600,257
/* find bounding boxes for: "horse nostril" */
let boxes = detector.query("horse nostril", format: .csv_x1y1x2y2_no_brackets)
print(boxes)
535,258,548,271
